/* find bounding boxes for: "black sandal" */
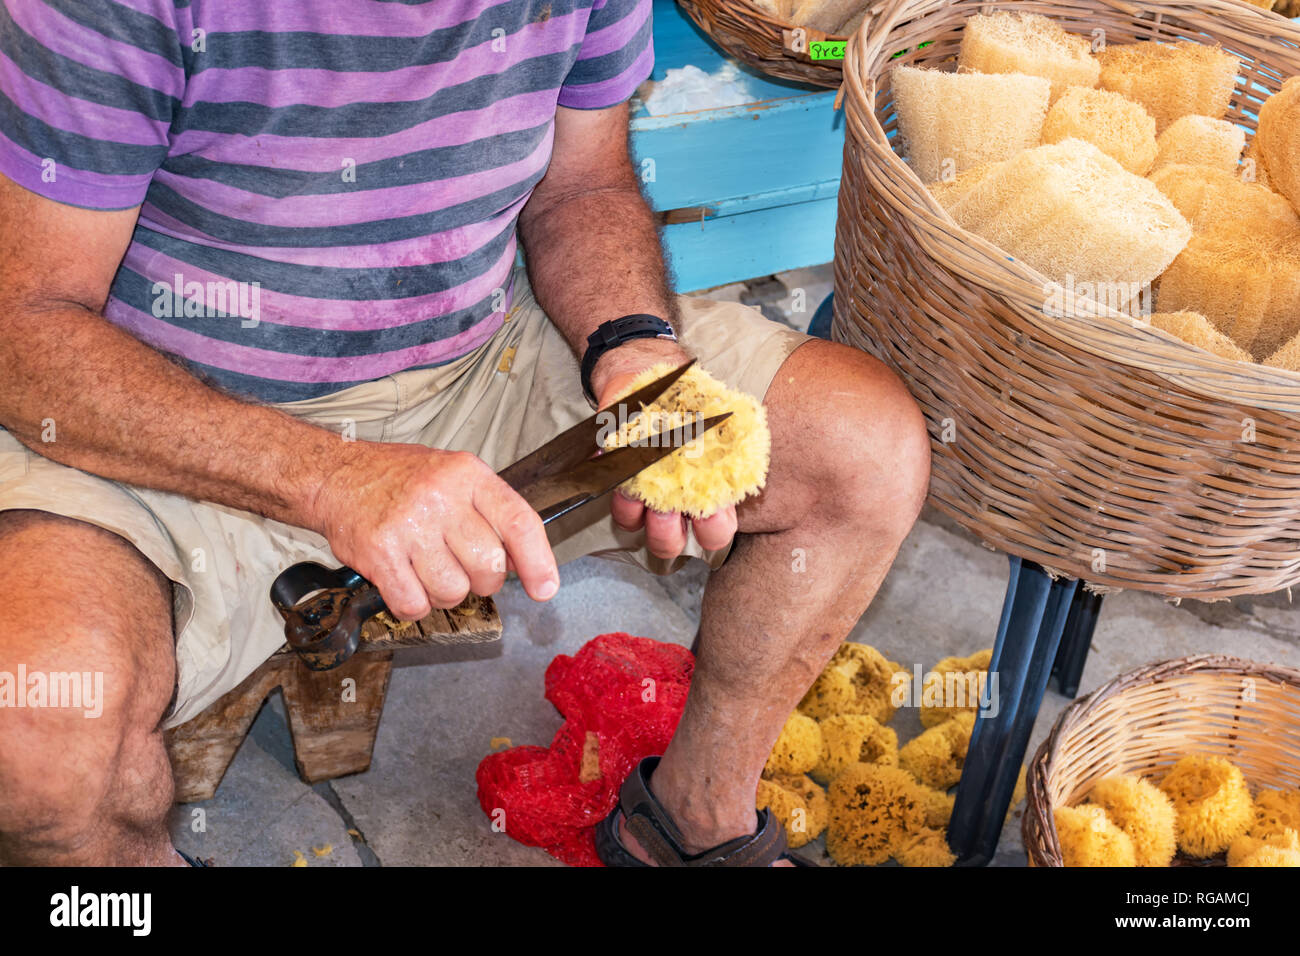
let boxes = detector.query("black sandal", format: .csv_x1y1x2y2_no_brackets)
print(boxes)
595,756,816,867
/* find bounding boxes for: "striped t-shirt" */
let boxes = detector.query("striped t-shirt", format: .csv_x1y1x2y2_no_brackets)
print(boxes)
0,0,653,401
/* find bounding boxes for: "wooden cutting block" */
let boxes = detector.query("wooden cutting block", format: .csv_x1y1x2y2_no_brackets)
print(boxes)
166,595,502,802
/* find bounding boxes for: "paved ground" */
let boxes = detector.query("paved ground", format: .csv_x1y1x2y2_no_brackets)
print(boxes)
170,265,1300,867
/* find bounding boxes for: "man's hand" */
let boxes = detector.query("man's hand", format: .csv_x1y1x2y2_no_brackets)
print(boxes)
591,339,739,562
308,442,560,620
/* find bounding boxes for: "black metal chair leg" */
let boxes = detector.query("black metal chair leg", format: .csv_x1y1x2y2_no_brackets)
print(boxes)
948,556,1078,866
1051,588,1104,698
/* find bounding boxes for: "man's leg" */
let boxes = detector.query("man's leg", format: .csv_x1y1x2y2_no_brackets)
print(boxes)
634,340,931,857
0,510,181,866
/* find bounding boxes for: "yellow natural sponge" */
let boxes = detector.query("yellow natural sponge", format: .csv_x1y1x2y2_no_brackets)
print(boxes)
756,773,828,849
891,65,1050,184
1158,755,1254,858
1249,788,1300,838
1151,115,1246,175
798,641,906,724
919,647,993,728
1256,76,1300,215
940,139,1191,289
921,786,956,829
1054,804,1138,866
762,711,823,778
894,828,956,867
1086,774,1178,867
1148,163,1300,238
1157,231,1300,360
604,362,770,518
1042,85,1158,175
826,763,928,866
1147,310,1252,363
1236,845,1300,867
1227,828,1300,867
899,711,975,791
958,10,1100,104
1098,41,1240,134
811,714,899,785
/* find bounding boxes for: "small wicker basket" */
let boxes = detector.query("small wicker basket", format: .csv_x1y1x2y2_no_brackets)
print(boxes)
1023,655,1300,867
676,0,877,87
834,0,1300,600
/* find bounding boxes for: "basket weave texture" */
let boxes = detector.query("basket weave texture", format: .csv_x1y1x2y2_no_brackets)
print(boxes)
834,0,1300,599
1023,654,1300,866
675,0,874,87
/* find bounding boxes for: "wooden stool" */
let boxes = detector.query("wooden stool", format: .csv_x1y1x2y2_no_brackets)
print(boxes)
166,596,503,802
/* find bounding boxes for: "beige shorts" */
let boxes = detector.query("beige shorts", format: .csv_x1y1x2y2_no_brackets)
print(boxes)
0,269,809,727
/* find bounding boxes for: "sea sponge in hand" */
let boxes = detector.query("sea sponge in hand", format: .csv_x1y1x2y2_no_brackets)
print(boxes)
1099,41,1240,133
919,647,993,727
1041,86,1158,175
899,711,975,790
603,362,770,518
958,10,1100,103
891,65,1051,183
1151,115,1245,175
812,714,899,784
1086,774,1178,867
826,763,928,866
1147,311,1252,363
1158,755,1254,858
763,711,823,777
1256,76,1300,215
798,641,907,723
1055,804,1138,866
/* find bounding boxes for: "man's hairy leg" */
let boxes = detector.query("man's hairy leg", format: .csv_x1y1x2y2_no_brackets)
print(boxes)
620,340,931,862
0,510,182,866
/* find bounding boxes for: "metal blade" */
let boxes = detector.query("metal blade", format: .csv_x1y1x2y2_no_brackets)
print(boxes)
496,358,697,493
521,412,731,524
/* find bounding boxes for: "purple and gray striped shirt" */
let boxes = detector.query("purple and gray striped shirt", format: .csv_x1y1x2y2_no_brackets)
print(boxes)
0,0,654,401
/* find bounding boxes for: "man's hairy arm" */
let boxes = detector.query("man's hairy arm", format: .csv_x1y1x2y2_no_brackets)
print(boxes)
0,175,558,616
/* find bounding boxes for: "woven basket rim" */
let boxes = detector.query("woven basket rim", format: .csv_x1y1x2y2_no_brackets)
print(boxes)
1023,652,1300,866
675,0,854,87
842,0,1300,415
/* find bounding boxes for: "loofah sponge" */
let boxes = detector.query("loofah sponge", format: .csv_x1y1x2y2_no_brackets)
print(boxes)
1148,164,1300,238
891,65,1050,183
826,763,928,866
762,711,823,778
603,362,770,518
812,714,899,784
1098,41,1239,134
1041,85,1158,175
957,11,1100,104
1147,310,1252,363
1158,755,1254,858
756,773,828,849
1086,774,1178,867
798,641,906,724
1227,828,1300,867
1256,76,1300,216
789,0,858,32
1055,804,1138,866
1249,788,1300,838
941,139,1191,290
1242,136,1274,191
894,828,956,867
1157,231,1300,360
1151,115,1245,175
899,711,975,790
919,648,993,727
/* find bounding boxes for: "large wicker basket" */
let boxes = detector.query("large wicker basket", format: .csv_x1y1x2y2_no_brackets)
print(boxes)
833,0,1300,600
676,0,878,87
1023,655,1300,866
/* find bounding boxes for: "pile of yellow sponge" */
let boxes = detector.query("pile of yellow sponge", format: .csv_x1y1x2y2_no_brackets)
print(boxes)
756,642,1021,866
1054,755,1300,866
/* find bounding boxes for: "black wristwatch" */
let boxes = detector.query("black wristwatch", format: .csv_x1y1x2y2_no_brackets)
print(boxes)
580,314,678,406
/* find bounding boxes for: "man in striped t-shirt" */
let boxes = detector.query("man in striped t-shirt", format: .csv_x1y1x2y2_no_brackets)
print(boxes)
0,1,928,866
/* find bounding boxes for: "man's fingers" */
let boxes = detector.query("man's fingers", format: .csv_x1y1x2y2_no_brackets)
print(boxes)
644,508,688,560
475,479,559,601
444,516,509,597
610,490,646,531
409,538,473,610
692,505,737,552
375,559,435,621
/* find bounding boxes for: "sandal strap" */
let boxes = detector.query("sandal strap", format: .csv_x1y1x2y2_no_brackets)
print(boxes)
617,756,789,867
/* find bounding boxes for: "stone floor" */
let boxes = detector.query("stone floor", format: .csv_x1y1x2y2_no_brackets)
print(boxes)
169,265,1300,867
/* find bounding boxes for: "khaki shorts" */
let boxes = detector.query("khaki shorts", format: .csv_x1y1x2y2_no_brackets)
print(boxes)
0,269,809,727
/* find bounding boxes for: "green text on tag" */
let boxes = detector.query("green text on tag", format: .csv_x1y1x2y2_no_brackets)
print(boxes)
809,40,846,61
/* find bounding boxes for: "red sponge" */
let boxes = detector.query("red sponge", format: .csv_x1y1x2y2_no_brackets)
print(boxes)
475,633,694,866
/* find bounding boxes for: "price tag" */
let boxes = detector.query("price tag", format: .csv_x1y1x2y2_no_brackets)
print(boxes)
809,40,846,61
